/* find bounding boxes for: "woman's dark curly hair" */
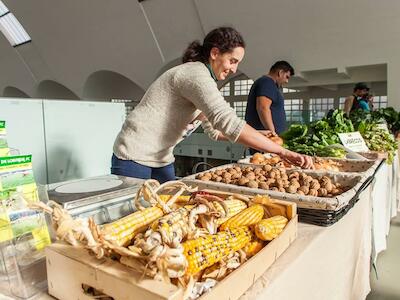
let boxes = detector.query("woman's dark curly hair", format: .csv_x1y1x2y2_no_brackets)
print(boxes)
182,27,245,63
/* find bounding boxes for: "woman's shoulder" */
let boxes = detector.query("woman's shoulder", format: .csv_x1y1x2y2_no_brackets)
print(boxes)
171,61,207,75
168,62,210,84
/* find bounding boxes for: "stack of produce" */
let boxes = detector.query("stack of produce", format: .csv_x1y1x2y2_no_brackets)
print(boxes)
249,153,342,172
32,180,290,299
357,120,398,163
281,110,352,157
195,165,346,197
282,109,399,163
350,107,400,134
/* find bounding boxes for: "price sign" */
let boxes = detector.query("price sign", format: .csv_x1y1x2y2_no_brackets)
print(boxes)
338,132,369,152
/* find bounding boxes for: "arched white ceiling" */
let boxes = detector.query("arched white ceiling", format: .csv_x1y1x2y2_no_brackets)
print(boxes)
1,0,400,106
83,70,145,101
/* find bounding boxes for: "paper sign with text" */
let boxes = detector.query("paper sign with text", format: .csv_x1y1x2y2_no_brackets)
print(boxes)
338,132,369,152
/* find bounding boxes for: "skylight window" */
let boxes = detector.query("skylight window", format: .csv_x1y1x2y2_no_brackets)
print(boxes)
0,1,9,17
0,12,31,47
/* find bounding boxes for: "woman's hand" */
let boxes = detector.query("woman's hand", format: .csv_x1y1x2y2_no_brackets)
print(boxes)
281,149,314,169
259,130,277,138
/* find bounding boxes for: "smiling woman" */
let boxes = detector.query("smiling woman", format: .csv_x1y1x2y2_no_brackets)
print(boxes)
111,27,313,183
182,27,245,80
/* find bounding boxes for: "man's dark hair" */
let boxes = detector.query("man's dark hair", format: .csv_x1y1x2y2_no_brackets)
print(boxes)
269,61,295,76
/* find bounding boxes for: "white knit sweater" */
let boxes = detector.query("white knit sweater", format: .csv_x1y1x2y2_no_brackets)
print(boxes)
113,62,245,167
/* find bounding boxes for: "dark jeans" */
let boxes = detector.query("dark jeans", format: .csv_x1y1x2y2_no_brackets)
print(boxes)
111,154,175,183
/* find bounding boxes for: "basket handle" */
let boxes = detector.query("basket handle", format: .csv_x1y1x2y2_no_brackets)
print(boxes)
192,162,214,174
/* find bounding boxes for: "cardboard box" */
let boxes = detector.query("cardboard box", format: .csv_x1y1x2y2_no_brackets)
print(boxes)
45,195,297,300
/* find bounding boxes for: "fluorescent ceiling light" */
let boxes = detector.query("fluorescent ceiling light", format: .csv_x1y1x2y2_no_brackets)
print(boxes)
0,1,9,17
0,13,31,46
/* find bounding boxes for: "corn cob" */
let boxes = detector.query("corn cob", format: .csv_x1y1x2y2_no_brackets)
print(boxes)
158,194,191,203
182,226,252,275
150,207,191,246
219,204,264,231
101,206,164,246
213,199,248,225
255,216,288,241
243,238,265,258
252,195,287,218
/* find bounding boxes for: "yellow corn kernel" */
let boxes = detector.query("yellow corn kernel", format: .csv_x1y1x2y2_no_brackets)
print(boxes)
101,206,164,246
182,226,252,275
255,216,288,241
214,199,247,225
219,204,264,231
243,238,265,258
158,194,191,203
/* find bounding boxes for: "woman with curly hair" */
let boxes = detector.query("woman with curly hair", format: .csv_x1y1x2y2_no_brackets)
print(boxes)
112,27,313,182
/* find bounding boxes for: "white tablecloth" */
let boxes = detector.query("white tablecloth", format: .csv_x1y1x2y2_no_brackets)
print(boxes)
242,187,372,300
370,155,399,264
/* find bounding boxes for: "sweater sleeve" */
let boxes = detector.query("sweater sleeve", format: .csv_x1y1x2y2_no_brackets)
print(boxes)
201,119,220,141
176,64,245,142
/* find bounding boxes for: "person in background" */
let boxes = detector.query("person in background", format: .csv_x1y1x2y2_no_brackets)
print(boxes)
245,61,294,154
344,82,374,117
111,28,313,183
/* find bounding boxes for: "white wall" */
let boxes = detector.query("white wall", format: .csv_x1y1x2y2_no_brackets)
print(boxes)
0,98,125,184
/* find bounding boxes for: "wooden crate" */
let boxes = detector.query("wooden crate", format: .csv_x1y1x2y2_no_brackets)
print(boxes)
46,196,297,300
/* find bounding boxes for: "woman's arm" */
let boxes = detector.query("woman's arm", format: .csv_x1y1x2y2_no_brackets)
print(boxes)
344,96,354,117
237,124,314,168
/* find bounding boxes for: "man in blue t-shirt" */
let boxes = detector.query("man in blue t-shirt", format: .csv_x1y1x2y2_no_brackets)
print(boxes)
245,61,294,154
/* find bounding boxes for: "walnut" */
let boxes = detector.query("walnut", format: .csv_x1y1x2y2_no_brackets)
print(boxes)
254,168,263,175
245,172,256,180
268,170,277,179
221,177,231,184
238,178,249,186
259,182,269,190
263,164,273,172
199,175,211,181
318,188,328,197
247,181,259,189
257,175,267,182
244,167,254,173
308,189,318,196
215,170,223,176
310,180,320,190
298,186,310,195
232,173,241,180
286,185,298,194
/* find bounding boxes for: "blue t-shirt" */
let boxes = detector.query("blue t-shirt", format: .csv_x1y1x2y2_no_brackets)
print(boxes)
245,76,287,134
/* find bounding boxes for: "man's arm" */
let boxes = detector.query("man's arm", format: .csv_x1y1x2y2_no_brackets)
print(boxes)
256,96,275,133
344,96,354,117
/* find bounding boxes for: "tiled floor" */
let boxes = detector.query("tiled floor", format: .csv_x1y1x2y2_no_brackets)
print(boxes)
368,214,400,300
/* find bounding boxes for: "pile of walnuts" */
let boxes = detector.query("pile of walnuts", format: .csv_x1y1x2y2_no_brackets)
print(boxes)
195,165,345,197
